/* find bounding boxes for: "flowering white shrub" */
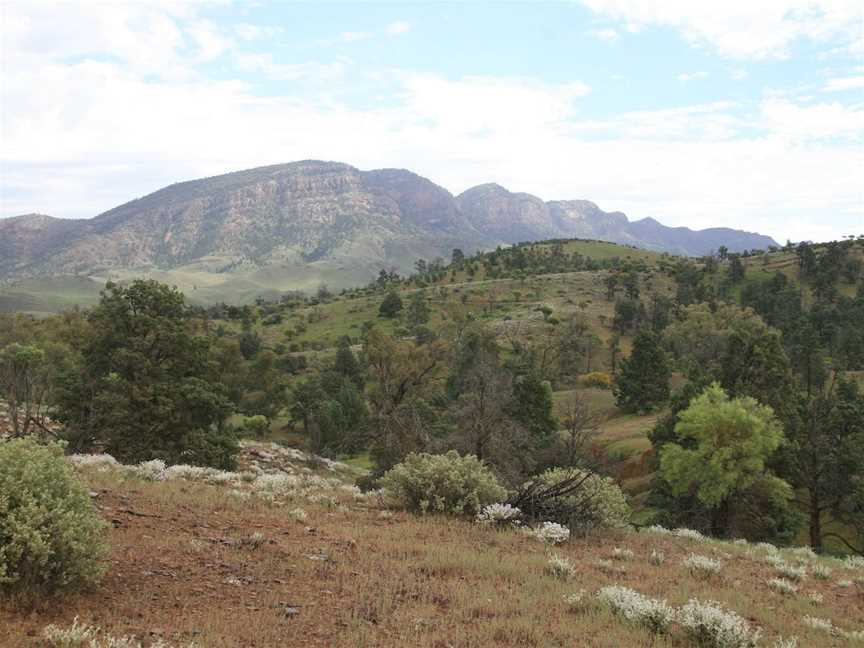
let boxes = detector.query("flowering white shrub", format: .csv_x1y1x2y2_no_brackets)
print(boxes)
802,616,835,634
379,451,506,516
755,542,778,553
674,528,707,542
772,638,798,648
836,579,853,588
595,558,627,575
784,546,817,562
546,554,575,580
68,454,120,471
678,598,762,648
532,521,570,545
476,503,522,527
650,549,666,566
595,586,675,634
683,554,722,578
843,555,864,570
133,459,167,481
806,591,824,605
810,563,832,580
763,554,787,569
42,619,197,648
645,524,671,535
288,507,308,522
776,563,806,582
562,589,589,612
767,578,798,595
42,616,99,646
732,539,748,547
611,547,635,561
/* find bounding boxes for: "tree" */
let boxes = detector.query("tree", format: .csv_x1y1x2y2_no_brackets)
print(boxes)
53,280,236,468
333,336,363,388
378,290,404,318
0,344,53,438
451,248,465,265
554,392,599,469
729,256,746,283
781,378,864,551
406,290,431,329
614,331,670,413
659,384,791,537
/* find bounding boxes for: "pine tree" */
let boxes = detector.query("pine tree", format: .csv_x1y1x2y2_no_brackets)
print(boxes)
378,290,403,318
614,330,670,413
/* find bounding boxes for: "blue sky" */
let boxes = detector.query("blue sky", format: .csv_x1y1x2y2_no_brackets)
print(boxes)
1,1,862,243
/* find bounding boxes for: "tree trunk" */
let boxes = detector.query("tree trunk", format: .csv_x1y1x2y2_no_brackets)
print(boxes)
809,499,823,552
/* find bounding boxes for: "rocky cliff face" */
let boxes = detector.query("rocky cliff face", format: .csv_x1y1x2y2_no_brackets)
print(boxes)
1,160,778,291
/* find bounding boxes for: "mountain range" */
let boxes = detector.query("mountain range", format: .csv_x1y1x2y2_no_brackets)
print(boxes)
0,160,777,303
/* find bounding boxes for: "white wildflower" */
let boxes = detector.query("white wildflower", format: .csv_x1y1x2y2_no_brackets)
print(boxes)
777,563,806,581
611,547,635,561
678,598,762,648
288,507,308,522
532,521,570,545
802,616,835,634
767,578,798,595
42,617,99,646
683,554,722,578
772,638,798,648
476,503,522,527
595,558,627,575
133,459,167,481
563,589,589,612
806,591,824,605
595,585,675,634
650,549,666,566
645,524,671,535
811,563,832,580
546,554,575,580
674,527,707,542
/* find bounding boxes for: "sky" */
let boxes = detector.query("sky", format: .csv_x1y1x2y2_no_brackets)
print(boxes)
1,1,863,244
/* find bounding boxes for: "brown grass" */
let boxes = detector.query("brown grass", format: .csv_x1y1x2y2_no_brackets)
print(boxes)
3,472,862,647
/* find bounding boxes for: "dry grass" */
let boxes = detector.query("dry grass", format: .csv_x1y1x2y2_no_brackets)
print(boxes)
3,466,863,648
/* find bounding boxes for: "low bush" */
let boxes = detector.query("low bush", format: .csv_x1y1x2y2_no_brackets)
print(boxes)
581,371,613,389
0,438,108,597
515,467,630,531
379,451,506,516
595,585,675,634
677,598,762,648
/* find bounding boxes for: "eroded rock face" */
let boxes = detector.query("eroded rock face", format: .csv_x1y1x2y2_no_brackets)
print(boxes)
0,160,778,293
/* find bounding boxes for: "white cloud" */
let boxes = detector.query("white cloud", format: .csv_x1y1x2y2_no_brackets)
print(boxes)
580,0,864,59
386,21,412,35
677,71,708,82
822,75,864,91
589,28,620,42
340,31,374,43
1,1,862,244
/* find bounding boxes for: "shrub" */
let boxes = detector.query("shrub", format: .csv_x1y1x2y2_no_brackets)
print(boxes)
526,467,630,531
546,554,575,579
767,578,798,595
650,549,666,566
0,438,108,597
811,563,832,580
611,547,634,561
379,451,506,516
595,585,675,634
531,521,571,544
476,503,522,527
683,554,722,578
776,563,806,581
581,371,612,389
678,598,762,648
562,589,589,612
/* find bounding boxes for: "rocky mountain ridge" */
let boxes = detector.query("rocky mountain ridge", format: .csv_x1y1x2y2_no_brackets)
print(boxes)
1,160,778,293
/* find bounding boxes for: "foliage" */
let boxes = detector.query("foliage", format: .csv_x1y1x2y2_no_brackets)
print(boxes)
677,598,762,648
53,280,237,468
595,586,675,634
659,384,793,537
0,438,108,597
379,450,507,516
378,289,404,318
614,330,670,412
581,371,612,389
515,466,630,531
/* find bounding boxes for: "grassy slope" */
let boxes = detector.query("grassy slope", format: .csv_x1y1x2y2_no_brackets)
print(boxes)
3,463,861,648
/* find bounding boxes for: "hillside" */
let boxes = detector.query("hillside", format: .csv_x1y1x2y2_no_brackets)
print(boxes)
0,161,778,311
3,449,862,647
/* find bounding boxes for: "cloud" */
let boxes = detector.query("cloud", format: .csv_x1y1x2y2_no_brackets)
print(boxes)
386,21,412,35
340,31,374,43
822,75,864,91
579,0,864,59
1,2,862,244
589,28,620,42
677,71,708,82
